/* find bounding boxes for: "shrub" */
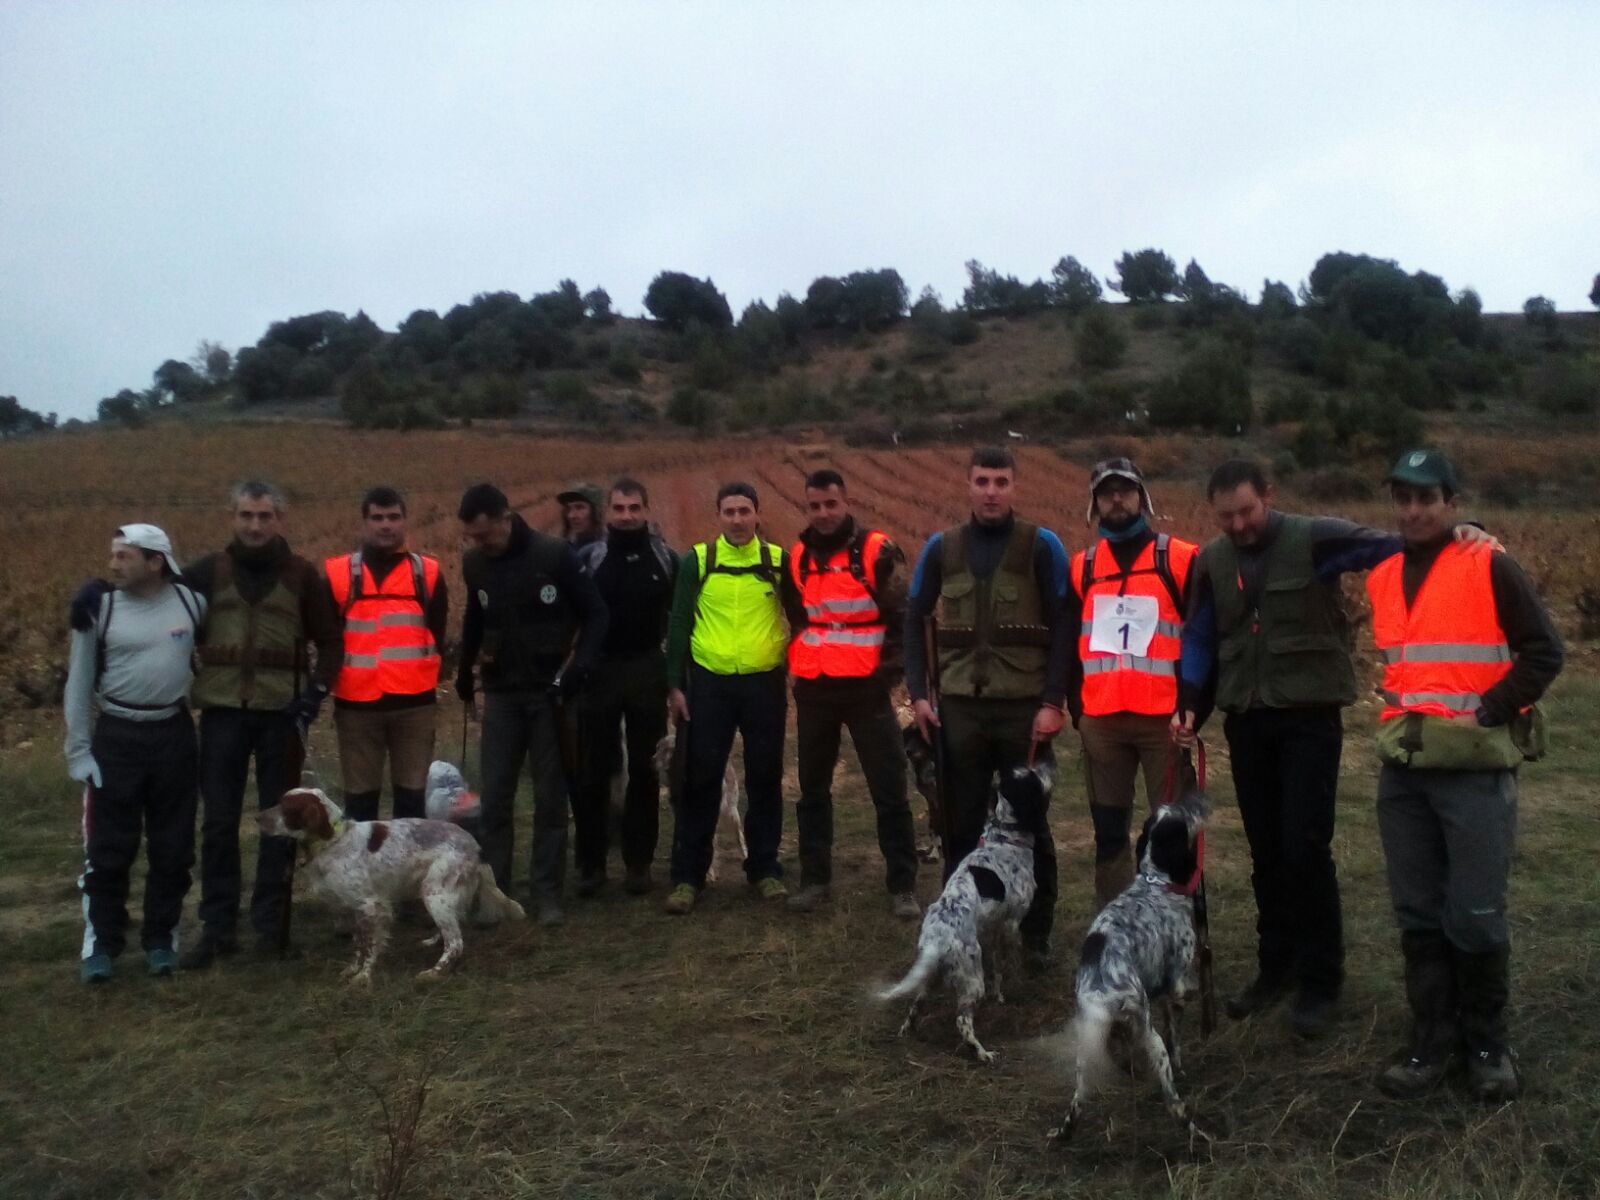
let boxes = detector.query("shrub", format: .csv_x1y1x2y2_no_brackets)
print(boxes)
1262,383,1318,424
1525,360,1597,416
1075,303,1128,371
1110,248,1180,303
666,386,718,431
607,342,643,383
1147,339,1252,434
644,272,732,331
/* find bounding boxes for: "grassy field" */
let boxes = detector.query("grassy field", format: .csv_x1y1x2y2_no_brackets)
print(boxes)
3,668,1599,1199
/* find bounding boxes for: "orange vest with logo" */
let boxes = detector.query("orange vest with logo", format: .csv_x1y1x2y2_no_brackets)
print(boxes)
787,530,889,680
1071,534,1196,716
1367,543,1511,722
325,551,441,702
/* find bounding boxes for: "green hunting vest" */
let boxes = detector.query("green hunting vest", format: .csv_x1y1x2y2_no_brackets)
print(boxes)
192,553,309,710
937,519,1051,700
1205,513,1356,713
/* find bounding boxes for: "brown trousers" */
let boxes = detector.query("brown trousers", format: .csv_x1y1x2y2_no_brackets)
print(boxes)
1078,711,1188,908
334,704,436,795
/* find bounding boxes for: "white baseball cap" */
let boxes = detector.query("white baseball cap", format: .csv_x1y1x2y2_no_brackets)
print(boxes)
114,523,182,575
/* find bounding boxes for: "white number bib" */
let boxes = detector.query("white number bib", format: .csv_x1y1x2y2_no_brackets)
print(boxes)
1088,593,1160,657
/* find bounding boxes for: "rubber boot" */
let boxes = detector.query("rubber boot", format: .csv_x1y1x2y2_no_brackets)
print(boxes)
1094,853,1135,912
1376,930,1458,1099
1456,943,1520,1101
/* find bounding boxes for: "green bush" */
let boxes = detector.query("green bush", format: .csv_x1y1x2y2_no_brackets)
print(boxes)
666,386,718,431
1148,339,1252,434
1326,392,1424,458
1262,383,1318,424
1300,465,1375,501
1525,360,1597,416
607,343,643,383
1075,303,1128,371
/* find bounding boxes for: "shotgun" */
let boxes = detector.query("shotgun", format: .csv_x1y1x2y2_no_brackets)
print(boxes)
922,617,955,867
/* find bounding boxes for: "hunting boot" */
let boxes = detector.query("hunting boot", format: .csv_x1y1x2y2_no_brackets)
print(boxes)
1376,930,1459,1099
1225,970,1292,1021
1094,851,1134,912
1457,943,1521,1101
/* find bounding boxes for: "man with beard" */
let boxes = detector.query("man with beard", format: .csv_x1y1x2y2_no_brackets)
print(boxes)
573,478,679,897
181,481,341,967
783,469,920,920
1066,459,1198,912
1175,459,1498,1039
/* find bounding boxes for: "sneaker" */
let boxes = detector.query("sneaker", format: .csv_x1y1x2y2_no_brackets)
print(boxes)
575,871,607,899
786,884,830,913
1289,991,1338,1040
754,876,788,902
537,901,566,928
146,948,179,977
664,883,697,915
890,892,922,921
1467,1046,1521,1101
1225,972,1292,1021
80,953,113,984
1376,1046,1452,1099
179,930,238,971
624,868,653,896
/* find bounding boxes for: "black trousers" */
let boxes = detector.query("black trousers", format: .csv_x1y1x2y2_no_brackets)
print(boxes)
576,651,669,876
794,678,918,894
480,690,569,900
1223,705,1345,998
80,711,198,959
939,695,1058,950
670,665,786,887
197,707,297,939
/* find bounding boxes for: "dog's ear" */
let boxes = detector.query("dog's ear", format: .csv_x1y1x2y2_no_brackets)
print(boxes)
1148,815,1197,886
1134,810,1158,869
998,767,1042,826
282,789,334,839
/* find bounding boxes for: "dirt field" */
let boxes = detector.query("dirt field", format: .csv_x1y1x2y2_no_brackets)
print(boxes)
2,426,1598,1197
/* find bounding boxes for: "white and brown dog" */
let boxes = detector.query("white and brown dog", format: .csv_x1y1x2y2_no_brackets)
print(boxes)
878,763,1051,1063
259,788,523,984
1050,789,1211,1145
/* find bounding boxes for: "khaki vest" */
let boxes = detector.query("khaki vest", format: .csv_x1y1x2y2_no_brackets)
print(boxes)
1205,514,1356,712
937,519,1050,700
193,554,308,710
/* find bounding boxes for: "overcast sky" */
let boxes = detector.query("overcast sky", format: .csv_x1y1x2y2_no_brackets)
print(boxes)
2,2,1596,419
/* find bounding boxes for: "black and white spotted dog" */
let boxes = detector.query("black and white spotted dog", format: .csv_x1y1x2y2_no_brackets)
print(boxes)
878,763,1052,1063
1050,789,1211,1145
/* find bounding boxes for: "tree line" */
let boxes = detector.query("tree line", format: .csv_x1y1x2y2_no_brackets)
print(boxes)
2,257,1592,440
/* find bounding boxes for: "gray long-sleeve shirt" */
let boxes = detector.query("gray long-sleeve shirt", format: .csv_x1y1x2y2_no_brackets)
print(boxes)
64,583,206,765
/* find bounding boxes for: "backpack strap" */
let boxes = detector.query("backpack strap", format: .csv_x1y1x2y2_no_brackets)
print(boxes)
1079,542,1098,600
95,590,115,685
409,552,428,607
1153,533,1184,612
343,551,364,617
650,535,674,581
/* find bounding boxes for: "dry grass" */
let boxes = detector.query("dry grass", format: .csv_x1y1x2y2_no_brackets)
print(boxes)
4,675,1600,1198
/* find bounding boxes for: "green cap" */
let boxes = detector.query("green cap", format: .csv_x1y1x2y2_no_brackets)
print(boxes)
1386,448,1459,493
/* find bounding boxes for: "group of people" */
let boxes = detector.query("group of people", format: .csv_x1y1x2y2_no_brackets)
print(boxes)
63,444,1562,1105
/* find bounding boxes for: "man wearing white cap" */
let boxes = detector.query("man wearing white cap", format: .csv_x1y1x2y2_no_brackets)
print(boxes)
64,524,207,983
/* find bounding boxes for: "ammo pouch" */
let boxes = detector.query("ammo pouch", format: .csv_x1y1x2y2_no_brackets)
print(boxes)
1377,711,1527,771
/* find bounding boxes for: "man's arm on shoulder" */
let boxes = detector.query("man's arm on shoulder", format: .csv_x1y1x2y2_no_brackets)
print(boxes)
1309,516,1403,582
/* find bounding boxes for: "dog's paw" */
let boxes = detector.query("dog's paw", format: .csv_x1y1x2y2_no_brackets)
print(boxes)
419,934,441,948
975,1047,997,1065
416,967,444,982
1046,1121,1077,1145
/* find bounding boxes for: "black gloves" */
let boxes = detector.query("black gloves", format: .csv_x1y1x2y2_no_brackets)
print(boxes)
285,683,328,728
552,666,588,701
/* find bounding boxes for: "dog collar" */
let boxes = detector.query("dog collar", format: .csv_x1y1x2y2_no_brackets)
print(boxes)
979,827,1033,850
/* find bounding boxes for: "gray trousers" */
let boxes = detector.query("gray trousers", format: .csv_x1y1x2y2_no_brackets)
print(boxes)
480,690,569,901
1377,764,1517,954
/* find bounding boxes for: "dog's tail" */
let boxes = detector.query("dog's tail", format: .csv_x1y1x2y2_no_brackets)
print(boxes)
876,941,940,1004
1071,994,1117,1085
474,865,526,923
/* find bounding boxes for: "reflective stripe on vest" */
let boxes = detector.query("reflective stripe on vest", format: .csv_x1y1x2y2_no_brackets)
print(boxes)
326,551,441,702
1071,535,1196,717
1366,544,1511,723
787,530,888,679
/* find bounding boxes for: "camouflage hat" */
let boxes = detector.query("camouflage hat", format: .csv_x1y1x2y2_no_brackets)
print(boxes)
1085,458,1154,524
556,482,604,511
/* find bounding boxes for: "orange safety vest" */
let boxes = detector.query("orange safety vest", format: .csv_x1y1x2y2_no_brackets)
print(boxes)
787,529,889,680
1071,533,1196,717
1367,543,1511,722
325,550,441,702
